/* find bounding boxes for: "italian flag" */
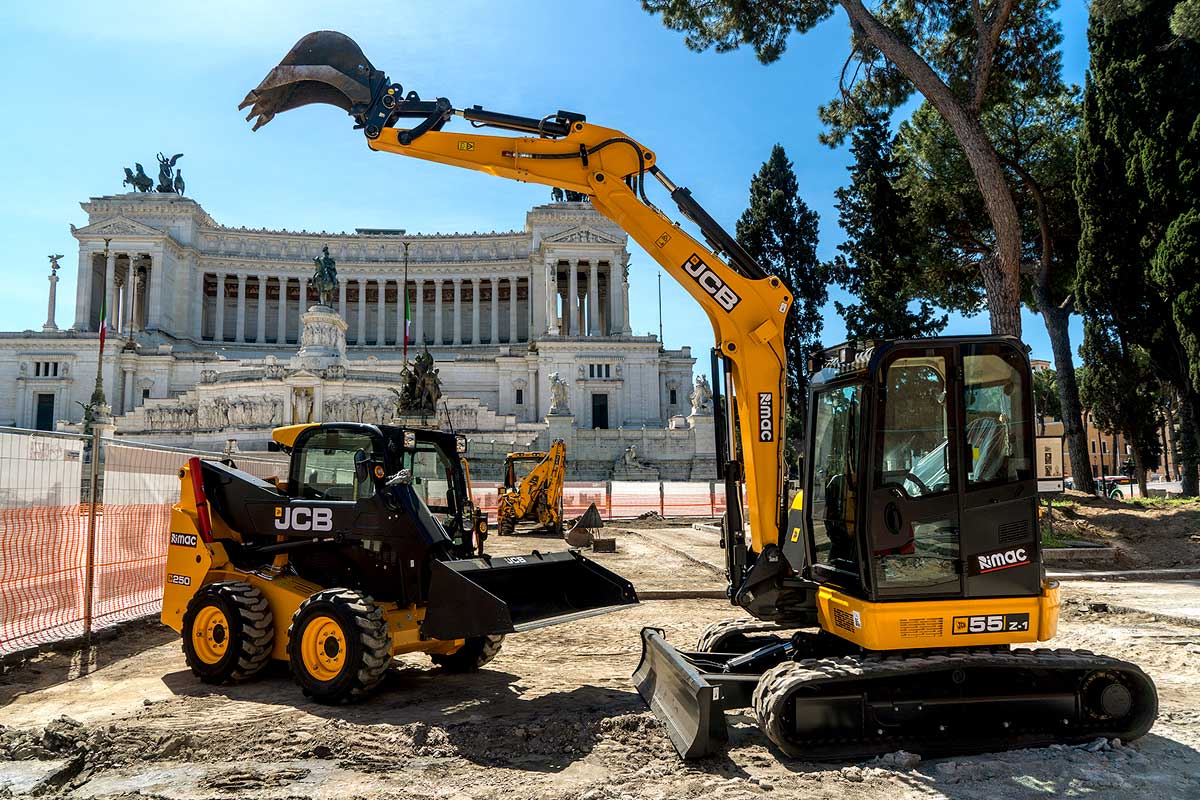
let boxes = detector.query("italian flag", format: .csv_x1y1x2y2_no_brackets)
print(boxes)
98,297,107,354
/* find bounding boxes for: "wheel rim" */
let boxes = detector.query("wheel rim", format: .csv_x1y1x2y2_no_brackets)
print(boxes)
301,614,347,681
192,605,231,665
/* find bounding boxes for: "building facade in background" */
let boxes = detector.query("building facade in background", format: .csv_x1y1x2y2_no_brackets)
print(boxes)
1,192,715,480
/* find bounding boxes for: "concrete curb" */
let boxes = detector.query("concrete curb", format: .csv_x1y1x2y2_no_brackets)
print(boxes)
638,589,729,600
1050,567,1200,581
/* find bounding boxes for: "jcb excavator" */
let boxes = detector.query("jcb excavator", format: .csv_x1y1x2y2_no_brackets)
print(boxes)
162,423,634,702
496,440,566,536
238,32,1158,757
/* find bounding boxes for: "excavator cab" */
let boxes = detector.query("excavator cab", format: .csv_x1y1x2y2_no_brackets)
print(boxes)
783,336,1044,607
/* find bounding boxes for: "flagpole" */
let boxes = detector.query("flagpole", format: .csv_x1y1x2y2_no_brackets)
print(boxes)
401,240,411,369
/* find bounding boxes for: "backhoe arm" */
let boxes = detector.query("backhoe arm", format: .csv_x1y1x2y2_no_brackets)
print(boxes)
240,32,793,587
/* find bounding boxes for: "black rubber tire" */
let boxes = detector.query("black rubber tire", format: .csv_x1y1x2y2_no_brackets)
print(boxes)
498,515,516,536
181,581,274,684
286,588,391,703
430,634,505,672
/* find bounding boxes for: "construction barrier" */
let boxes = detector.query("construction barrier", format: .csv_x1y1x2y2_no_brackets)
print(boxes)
0,428,287,657
469,480,731,522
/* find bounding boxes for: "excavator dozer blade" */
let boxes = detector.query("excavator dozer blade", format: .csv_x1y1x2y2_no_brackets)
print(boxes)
239,31,380,130
632,627,729,759
423,550,638,641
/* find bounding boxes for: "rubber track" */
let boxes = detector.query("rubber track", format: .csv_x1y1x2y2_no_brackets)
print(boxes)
695,618,791,653
753,647,1157,760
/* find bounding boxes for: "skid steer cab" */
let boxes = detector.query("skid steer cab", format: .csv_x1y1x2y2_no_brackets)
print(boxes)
162,422,636,703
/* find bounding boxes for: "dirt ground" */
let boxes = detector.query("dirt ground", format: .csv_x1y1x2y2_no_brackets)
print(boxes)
3,525,1200,799
1047,492,1200,568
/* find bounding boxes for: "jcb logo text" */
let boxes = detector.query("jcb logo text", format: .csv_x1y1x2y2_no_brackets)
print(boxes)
683,254,741,312
274,506,334,532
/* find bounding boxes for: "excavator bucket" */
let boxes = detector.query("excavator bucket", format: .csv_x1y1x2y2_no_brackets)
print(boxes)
239,31,381,130
422,550,638,641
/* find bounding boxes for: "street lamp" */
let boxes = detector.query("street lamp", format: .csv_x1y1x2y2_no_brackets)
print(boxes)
83,238,112,433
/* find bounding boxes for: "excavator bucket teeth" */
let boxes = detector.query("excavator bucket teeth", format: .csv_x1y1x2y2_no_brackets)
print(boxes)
239,31,380,130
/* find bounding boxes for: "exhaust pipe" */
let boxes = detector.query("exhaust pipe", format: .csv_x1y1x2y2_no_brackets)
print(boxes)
239,31,385,130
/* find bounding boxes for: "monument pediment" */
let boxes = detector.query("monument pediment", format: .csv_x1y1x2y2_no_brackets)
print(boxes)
543,224,621,246
72,215,164,239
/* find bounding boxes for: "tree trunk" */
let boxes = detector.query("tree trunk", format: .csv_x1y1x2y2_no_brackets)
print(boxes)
1180,392,1200,497
1037,299,1094,495
1132,445,1148,499
838,0,1023,338
1160,410,1172,481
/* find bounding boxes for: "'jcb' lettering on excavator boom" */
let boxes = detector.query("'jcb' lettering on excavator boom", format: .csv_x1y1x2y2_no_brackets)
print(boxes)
274,506,334,532
683,254,740,312
758,393,774,442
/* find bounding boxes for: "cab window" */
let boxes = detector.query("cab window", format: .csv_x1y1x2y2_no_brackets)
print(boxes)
809,384,861,576
401,443,458,514
963,349,1031,486
877,356,953,497
296,430,377,500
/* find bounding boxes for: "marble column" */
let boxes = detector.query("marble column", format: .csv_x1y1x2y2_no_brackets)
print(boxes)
434,279,444,345
545,260,559,336
44,266,59,331
214,272,226,342
567,260,578,336
104,252,117,330
256,275,268,343
123,264,136,335
276,276,288,344
123,366,136,414
72,251,94,331
235,273,247,342
415,280,425,344
356,278,367,345
452,278,463,346
471,278,481,345
588,261,599,335
508,276,519,343
490,277,500,344
193,270,204,339
338,278,347,318
397,280,407,346
377,279,387,346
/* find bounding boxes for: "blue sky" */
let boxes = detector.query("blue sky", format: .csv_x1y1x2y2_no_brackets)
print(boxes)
0,1,1091,374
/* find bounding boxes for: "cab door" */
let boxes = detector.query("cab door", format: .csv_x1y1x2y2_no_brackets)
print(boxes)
867,346,963,600
958,341,1040,598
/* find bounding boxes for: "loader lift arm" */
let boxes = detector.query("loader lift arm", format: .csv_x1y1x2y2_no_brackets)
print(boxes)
240,31,793,607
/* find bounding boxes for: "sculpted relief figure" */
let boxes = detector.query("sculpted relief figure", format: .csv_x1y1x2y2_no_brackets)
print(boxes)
548,371,571,415
690,374,714,416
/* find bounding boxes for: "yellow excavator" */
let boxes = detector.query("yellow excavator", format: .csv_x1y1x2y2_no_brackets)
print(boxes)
496,440,566,536
238,31,1158,757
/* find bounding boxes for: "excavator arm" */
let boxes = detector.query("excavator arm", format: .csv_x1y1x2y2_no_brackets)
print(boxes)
240,32,793,602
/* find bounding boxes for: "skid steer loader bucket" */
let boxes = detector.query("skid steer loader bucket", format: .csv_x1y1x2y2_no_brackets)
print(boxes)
239,31,384,130
423,550,637,641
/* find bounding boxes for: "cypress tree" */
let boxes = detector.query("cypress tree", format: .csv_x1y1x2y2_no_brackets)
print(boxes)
829,112,947,340
735,145,825,457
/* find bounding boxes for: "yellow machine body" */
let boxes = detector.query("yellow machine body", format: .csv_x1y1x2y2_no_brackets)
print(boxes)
496,439,566,535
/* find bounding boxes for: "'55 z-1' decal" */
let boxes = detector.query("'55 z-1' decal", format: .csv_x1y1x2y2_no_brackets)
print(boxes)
952,613,1030,635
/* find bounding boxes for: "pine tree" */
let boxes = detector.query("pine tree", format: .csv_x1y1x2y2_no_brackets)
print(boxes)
1076,0,1200,494
735,145,825,451
829,112,947,340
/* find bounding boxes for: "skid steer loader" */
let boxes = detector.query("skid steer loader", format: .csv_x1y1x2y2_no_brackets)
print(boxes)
495,440,566,536
161,423,636,702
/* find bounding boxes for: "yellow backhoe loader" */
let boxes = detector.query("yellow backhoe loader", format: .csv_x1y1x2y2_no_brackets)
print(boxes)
236,31,1158,756
162,423,635,702
496,440,566,536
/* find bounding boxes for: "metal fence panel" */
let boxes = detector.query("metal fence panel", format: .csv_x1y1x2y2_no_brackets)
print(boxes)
662,481,714,517
0,431,87,655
